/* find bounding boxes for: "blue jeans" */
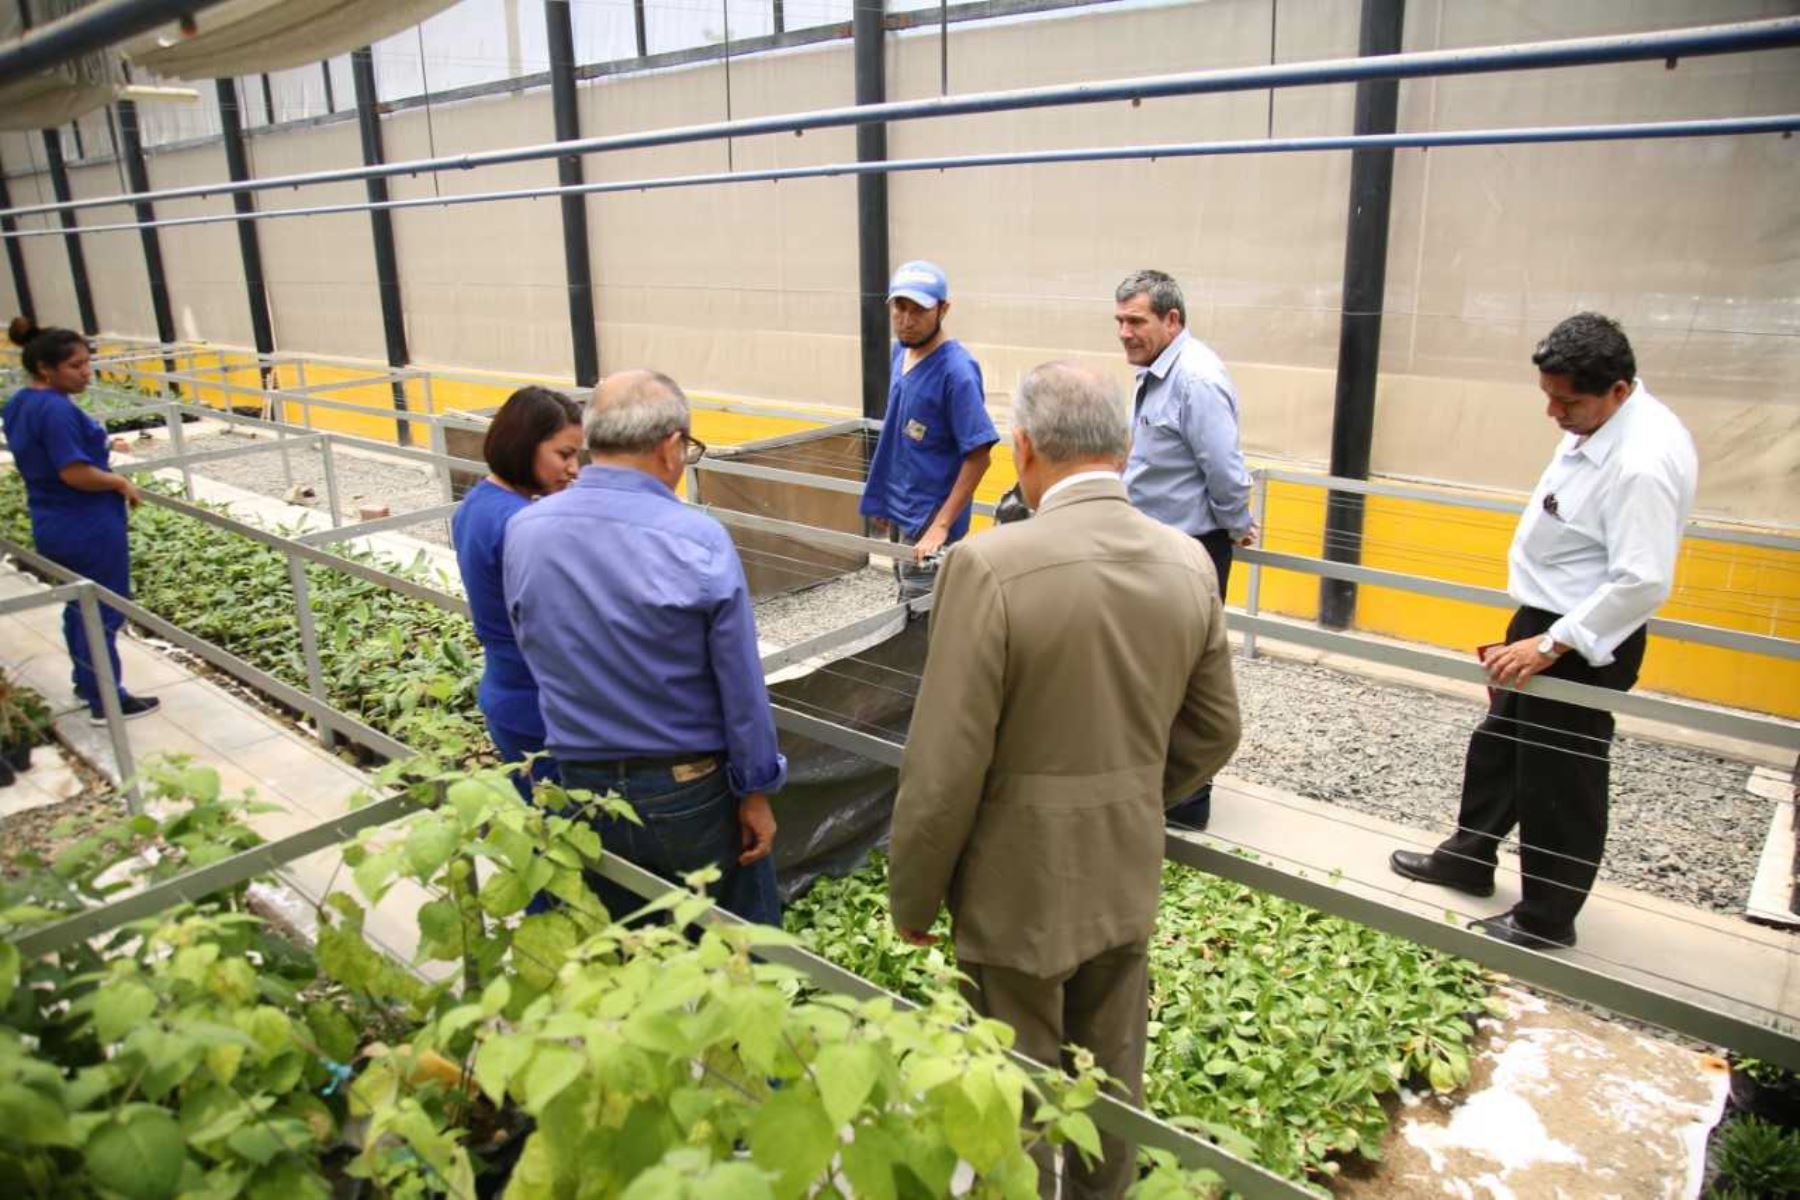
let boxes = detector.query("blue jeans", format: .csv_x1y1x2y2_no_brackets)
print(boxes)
485,714,560,803
35,512,130,711
559,758,781,928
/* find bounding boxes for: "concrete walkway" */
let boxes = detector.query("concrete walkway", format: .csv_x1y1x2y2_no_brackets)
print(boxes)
0,560,431,965
1197,773,1800,1033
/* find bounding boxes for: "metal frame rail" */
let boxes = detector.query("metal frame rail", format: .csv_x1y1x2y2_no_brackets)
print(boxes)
3,17,1798,228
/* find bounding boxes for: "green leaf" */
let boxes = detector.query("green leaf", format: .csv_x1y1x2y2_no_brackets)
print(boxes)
0,1082,72,1147
84,1108,186,1200
474,1033,531,1105
415,898,464,961
693,1161,776,1200
512,912,578,993
749,1089,838,1199
814,1042,880,1128
94,978,158,1043
478,869,531,918
523,1044,584,1110
0,941,17,1009
404,819,461,879
1056,1112,1102,1163
840,1125,900,1200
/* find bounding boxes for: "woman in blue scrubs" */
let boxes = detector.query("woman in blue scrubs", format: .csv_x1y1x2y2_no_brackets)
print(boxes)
2,328,160,722
451,386,582,798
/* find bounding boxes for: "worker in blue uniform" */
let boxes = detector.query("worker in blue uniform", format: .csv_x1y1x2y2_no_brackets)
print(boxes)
2,327,159,722
450,385,583,799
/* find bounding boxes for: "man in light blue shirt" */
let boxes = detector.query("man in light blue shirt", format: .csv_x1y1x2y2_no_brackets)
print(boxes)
1117,270,1255,831
503,369,785,925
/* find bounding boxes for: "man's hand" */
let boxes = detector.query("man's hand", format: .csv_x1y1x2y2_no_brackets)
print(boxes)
913,523,949,563
1234,521,1258,548
117,477,143,509
1483,636,1562,688
895,924,937,947
737,792,776,865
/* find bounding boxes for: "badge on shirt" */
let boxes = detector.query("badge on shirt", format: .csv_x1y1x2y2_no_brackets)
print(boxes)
904,419,928,442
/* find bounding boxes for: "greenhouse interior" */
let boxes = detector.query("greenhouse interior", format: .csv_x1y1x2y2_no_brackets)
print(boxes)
0,0,1797,1197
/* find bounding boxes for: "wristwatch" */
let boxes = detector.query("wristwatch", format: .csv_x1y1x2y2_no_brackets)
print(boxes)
1535,633,1565,658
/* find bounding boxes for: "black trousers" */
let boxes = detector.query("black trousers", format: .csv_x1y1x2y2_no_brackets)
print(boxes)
1436,606,1646,932
1166,531,1235,826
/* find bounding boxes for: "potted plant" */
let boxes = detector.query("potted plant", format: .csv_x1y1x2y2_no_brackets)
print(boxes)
1730,1055,1800,1130
0,669,52,777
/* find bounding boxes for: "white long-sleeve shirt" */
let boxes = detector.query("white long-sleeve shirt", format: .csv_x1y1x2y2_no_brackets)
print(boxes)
1508,380,1698,667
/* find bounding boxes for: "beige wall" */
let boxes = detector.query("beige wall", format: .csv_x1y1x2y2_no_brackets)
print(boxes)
2,0,1794,519
68,162,156,340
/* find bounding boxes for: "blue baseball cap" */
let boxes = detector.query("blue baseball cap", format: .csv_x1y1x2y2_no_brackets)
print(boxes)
888,260,949,307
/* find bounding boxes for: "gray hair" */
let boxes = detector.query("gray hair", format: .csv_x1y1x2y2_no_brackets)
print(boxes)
584,370,689,454
1115,269,1186,326
1013,362,1130,463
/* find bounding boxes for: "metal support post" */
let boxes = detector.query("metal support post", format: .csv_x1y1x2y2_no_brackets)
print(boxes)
427,418,453,504
164,400,194,500
546,0,601,388
216,78,278,379
41,130,99,335
320,435,344,529
116,99,178,366
286,553,337,749
0,147,36,321
854,0,892,421
1242,469,1268,659
1320,0,1404,630
350,46,416,446
77,584,138,812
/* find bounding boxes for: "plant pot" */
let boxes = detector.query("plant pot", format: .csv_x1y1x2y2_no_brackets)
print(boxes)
3,737,32,773
1730,1063,1800,1130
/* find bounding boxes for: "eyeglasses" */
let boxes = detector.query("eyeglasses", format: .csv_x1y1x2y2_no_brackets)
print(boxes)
678,431,708,466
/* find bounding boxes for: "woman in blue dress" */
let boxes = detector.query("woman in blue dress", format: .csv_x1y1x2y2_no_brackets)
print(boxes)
451,386,582,797
2,327,160,722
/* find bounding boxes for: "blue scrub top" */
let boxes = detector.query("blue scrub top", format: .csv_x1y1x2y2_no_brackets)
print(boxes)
451,479,544,738
1,387,124,527
859,339,998,543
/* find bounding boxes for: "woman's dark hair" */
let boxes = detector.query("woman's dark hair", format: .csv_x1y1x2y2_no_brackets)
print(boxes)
1531,312,1636,397
7,316,40,347
484,386,582,491
21,328,87,379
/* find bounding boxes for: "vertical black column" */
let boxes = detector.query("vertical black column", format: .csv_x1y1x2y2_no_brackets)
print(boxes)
321,61,337,113
1319,0,1404,630
772,0,784,35
632,0,647,57
41,130,98,335
260,74,277,125
350,47,414,445
545,0,599,387
854,0,891,420
0,150,35,323
115,101,177,355
216,78,278,382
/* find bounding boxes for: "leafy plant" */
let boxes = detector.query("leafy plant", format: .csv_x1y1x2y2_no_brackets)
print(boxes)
787,852,1496,1184
1711,1114,1800,1198
0,668,52,750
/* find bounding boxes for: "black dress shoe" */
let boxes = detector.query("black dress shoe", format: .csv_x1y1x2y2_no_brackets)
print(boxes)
1388,850,1495,898
1469,911,1576,950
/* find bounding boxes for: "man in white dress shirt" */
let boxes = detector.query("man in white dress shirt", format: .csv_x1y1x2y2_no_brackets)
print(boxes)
1389,313,1698,950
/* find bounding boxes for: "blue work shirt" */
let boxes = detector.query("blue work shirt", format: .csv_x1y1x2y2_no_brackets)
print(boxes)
1123,330,1253,539
860,339,998,542
502,465,787,797
451,479,544,739
2,387,124,526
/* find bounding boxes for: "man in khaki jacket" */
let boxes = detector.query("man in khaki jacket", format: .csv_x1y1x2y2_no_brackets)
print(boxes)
889,361,1242,1199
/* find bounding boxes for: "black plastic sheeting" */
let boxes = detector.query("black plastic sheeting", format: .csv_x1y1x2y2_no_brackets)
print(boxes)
768,619,927,902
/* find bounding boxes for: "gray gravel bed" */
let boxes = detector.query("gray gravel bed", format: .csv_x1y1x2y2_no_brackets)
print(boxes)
128,428,455,545
1227,653,1764,914
753,565,898,649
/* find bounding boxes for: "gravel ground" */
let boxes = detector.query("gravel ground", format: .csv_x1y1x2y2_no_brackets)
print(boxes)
753,565,897,648
1228,652,1765,914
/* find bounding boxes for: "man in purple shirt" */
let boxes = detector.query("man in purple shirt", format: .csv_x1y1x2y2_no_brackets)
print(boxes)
503,369,784,925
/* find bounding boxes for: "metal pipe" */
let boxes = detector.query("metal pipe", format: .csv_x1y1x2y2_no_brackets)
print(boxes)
0,0,232,84
1320,0,1404,630
9,113,1794,242
216,79,278,372
286,553,336,749
546,0,601,388
1243,469,1268,659
40,130,99,335
320,434,344,529
855,0,891,421
0,147,35,321
115,100,180,384
77,584,138,811
7,15,1797,224
350,47,415,447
